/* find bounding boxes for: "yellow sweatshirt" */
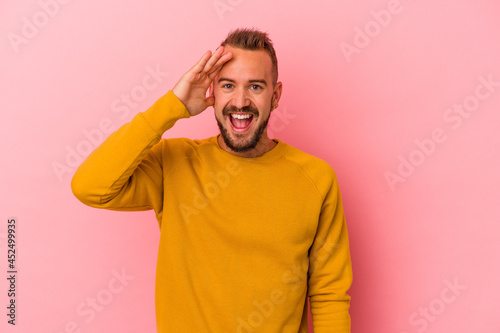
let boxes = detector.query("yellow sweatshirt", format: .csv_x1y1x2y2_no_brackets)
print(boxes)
71,91,352,333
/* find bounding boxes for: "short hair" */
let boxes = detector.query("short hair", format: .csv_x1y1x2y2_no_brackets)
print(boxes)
221,28,278,86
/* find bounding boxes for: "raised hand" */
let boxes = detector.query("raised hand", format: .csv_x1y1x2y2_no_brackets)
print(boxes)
172,46,232,116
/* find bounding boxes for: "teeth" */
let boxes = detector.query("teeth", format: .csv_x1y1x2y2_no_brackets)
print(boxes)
230,114,253,119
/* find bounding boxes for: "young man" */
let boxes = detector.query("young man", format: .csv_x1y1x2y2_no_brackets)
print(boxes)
72,28,352,332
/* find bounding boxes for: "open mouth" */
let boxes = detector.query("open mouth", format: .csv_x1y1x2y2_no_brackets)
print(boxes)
229,113,254,132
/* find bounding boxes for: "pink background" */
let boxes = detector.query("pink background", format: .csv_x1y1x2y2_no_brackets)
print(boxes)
2,0,500,332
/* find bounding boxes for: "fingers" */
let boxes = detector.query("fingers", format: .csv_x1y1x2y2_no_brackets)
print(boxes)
191,46,232,78
203,46,225,73
208,51,232,78
190,50,213,75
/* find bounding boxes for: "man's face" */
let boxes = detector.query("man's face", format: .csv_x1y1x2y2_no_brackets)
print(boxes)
212,45,281,154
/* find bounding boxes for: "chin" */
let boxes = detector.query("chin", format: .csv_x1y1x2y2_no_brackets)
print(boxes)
216,116,269,153
220,127,260,152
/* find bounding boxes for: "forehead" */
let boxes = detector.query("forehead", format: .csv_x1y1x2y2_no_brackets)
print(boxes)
217,45,273,83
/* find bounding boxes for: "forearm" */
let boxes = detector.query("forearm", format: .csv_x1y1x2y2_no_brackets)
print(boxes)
71,90,190,209
309,228,352,332
309,172,353,332
309,258,351,332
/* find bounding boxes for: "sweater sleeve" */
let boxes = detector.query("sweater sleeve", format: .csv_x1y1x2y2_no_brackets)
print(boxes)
71,90,190,216
308,170,353,332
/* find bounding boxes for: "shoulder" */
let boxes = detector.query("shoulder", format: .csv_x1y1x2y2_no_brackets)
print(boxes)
280,142,338,192
281,142,336,176
156,136,215,155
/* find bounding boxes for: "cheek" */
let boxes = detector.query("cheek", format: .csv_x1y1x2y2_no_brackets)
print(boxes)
257,97,273,111
213,90,227,103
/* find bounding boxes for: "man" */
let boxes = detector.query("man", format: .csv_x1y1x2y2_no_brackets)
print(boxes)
72,28,352,332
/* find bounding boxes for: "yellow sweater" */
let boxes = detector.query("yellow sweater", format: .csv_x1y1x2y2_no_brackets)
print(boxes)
71,91,352,333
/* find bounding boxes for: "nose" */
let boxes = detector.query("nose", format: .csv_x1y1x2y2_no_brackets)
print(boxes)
232,88,251,110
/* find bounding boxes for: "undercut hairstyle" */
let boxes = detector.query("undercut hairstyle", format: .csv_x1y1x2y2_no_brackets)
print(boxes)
221,28,278,86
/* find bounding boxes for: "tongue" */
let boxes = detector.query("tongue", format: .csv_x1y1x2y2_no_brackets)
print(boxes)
232,116,252,129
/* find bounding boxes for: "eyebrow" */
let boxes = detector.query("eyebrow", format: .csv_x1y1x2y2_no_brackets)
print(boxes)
218,78,268,86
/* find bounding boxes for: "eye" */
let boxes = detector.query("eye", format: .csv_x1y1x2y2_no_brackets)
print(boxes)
251,84,262,90
222,83,233,89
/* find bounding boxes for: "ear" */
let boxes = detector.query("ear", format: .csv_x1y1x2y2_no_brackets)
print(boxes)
209,81,214,97
271,81,283,111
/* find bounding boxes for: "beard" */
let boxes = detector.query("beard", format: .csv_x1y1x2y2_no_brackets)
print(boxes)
216,104,271,153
